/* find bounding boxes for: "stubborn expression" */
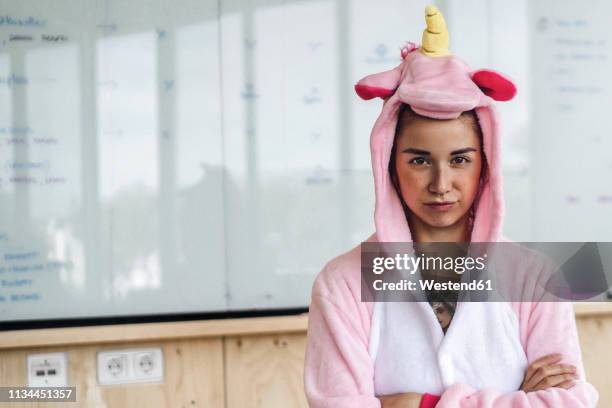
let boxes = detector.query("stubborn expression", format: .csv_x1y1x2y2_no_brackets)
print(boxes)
393,111,483,231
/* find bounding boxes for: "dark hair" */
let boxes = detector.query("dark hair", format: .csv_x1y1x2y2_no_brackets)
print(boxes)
388,104,489,221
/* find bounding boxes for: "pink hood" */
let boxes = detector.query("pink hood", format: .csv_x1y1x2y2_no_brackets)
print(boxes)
355,43,516,243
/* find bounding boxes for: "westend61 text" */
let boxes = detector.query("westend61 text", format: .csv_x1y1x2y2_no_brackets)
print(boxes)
373,279,493,291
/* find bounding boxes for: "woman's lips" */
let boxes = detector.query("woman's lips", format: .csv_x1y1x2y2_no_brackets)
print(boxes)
425,202,456,211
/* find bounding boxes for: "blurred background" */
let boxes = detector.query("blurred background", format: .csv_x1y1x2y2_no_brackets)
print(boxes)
1,0,610,322
0,0,611,406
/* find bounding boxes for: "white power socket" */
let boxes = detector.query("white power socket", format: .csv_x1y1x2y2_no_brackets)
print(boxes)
27,352,68,387
97,348,163,385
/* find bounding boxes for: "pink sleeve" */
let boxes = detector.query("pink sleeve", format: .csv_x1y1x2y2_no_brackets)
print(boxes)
304,264,381,408
435,302,598,407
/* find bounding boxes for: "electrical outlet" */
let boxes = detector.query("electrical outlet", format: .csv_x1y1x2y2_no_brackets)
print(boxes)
27,352,68,387
97,348,163,385
133,350,160,379
97,352,129,385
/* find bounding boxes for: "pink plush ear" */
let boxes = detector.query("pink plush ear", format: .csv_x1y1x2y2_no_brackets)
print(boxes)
355,65,402,100
471,69,517,102
354,83,395,100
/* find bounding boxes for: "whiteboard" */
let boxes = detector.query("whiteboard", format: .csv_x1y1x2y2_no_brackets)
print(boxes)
0,0,609,324
0,0,431,323
529,0,612,241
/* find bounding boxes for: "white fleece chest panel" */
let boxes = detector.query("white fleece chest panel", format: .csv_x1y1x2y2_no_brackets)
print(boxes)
371,301,528,396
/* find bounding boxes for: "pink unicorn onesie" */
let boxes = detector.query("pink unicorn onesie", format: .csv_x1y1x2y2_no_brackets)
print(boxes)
304,5,599,408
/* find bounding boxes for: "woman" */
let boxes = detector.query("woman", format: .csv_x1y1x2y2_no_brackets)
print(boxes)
303,6,598,408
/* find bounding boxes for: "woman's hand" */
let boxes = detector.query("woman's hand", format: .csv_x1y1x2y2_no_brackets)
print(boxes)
520,353,578,392
378,392,423,408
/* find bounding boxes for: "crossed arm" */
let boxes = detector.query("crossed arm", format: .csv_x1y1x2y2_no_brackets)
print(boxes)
378,353,581,408
304,294,599,408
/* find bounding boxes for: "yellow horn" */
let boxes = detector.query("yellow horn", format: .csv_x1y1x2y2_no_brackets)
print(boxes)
420,5,449,57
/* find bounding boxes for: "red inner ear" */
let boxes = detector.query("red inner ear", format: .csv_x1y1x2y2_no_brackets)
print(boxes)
471,70,516,102
354,84,395,100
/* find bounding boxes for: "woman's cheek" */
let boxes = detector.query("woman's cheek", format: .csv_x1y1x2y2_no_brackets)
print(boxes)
398,170,425,205
462,167,482,206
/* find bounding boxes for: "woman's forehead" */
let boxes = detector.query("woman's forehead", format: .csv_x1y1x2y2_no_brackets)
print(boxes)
397,119,480,151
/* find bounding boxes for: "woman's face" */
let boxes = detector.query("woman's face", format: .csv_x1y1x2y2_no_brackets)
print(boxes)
393,113,483,230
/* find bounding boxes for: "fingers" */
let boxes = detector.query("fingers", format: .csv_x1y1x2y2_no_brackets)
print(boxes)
525,363,577,390
528,353,562,373
532,372,579,391
555,379,578,390
520,353,579,393
522,353,562,388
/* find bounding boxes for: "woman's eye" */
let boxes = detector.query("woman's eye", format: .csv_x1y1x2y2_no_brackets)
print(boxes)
409,157,429,165
451,156,470,165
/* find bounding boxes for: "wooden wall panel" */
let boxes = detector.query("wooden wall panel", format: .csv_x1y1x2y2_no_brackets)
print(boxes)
0,313,610,408
0,339,224,408
224,333,307,408
576,316,612,407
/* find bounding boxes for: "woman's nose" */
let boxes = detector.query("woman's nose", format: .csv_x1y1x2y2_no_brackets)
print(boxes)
429,166,452,196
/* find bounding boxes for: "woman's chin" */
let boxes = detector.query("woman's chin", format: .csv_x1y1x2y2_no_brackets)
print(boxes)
421,214,462,229
407,204,470,231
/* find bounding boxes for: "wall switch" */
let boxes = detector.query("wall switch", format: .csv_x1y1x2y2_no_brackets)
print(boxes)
27,352,68,387
97,348,163,385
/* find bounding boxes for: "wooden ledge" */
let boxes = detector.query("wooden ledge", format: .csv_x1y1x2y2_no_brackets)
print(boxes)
1,304,610,350
573,302,612,317
0,314,309,350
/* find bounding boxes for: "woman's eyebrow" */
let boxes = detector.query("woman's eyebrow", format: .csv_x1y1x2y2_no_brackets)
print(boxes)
401,147,478,155
401,148,430,155
450,147,478,155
